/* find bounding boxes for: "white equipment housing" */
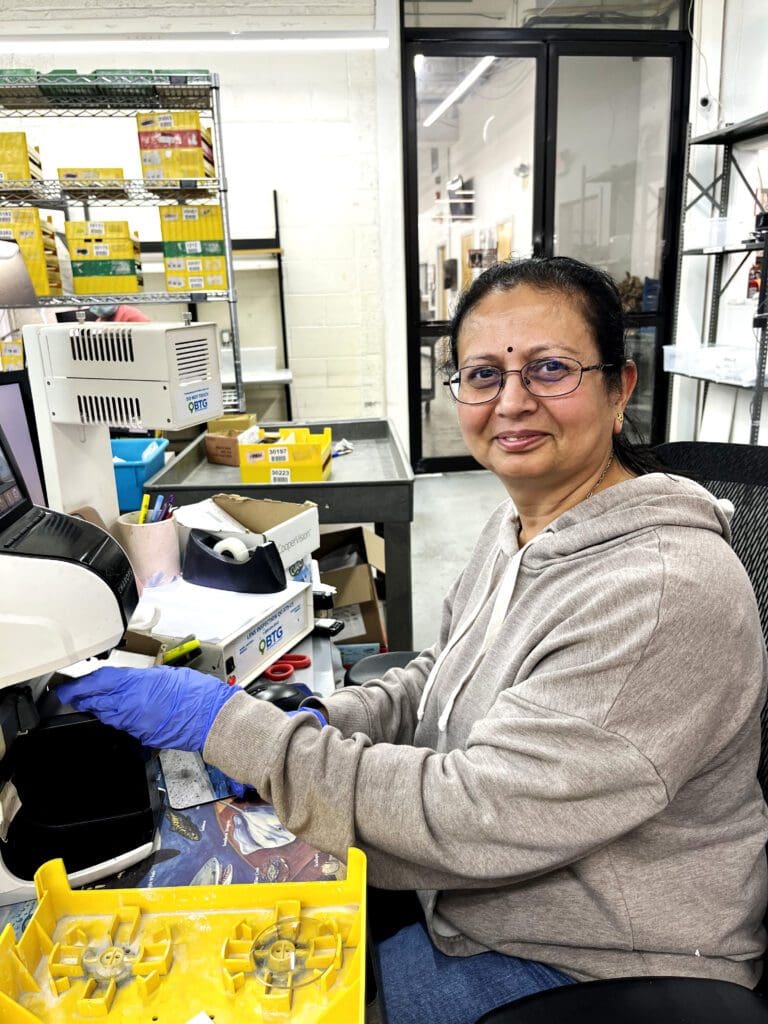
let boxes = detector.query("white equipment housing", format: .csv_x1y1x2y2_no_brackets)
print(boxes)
0,556,126,690
23,321,223,527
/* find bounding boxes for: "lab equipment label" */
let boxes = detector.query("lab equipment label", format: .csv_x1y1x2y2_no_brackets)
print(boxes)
184,387,211,415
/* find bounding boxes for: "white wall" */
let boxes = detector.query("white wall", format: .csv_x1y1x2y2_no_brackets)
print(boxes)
0,0,411,452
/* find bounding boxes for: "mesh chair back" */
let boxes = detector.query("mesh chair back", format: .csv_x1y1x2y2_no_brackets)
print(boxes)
655,442,768,796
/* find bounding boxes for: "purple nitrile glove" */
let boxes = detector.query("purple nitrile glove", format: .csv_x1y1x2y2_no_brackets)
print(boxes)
286,706,327,727
55,665,238,752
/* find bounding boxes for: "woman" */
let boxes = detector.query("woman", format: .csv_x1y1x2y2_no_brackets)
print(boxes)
57,257,768,1024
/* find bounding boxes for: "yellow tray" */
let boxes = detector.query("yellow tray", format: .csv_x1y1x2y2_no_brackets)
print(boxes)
239,427,333,484
0,848,366,1022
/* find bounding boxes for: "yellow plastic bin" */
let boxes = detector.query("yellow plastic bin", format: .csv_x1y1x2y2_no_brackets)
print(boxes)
0,848,367,1022
239,427,332,484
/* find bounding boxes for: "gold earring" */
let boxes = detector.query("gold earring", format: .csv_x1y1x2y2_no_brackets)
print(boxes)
616,410,624,424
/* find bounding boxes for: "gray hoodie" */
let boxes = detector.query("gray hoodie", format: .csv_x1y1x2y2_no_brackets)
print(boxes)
205,473,768,985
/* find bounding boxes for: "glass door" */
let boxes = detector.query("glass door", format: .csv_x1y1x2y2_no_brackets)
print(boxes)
403,36,689,472
549,46,683,443
404,44,546,466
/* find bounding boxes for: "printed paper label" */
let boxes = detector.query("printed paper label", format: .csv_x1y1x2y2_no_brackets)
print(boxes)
268,447,290,463
270,468,292,483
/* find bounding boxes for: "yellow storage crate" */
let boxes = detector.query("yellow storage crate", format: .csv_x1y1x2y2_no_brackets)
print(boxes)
140,148,214,181
159,204,223,241
0,132,42,181
0,337,24,371
164,254,226,274
58,167,125,181
72,273,142,295
0,208,55,243
136,110,202,132
165,268,228,292
24,257,62,295
65,219,133,241
239,426,333,484
67,237,141,261
0,850,366,1023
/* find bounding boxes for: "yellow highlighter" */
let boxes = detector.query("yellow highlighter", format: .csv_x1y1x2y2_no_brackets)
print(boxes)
138,493,151,524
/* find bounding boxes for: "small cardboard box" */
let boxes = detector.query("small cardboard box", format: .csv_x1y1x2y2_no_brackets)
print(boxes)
319,528,386,645
174,494,319,583
317,526,385,575
322,563,386,645
213,493,319,582
204,413,257,466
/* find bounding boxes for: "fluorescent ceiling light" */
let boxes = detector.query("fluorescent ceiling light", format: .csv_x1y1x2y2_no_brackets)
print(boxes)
423,55,496,128
0,31,390,56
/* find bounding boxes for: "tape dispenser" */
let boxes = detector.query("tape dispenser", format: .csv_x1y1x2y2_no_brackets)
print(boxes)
182,529,286,594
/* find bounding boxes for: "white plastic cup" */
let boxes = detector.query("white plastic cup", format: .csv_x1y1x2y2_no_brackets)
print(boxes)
116,511,181,593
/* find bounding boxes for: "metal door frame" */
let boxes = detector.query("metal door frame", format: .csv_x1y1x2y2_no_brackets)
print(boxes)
402,23,692,474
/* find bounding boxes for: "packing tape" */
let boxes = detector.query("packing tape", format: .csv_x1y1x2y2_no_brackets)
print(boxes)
212,537,250,563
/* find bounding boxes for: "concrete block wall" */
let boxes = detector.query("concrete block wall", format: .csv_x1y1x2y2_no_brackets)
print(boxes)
0,0,400,428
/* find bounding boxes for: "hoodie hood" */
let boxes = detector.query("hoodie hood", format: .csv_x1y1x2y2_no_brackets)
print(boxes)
419,472,733,732
498,472,733,568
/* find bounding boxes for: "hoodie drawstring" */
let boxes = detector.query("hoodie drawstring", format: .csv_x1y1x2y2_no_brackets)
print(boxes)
416,547,503,725
418,531,547,732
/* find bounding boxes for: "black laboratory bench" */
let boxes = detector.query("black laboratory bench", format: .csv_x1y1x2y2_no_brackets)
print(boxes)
145,417,415,649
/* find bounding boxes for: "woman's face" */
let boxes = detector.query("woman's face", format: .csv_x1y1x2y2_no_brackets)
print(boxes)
454,284,636,499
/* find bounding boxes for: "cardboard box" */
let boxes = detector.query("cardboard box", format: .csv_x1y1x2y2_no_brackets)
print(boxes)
239,426,332,484
213,493,319,583
204,413,257,466
317,526,386,574
173,493,319,583
322,562,386,645
319,526,387,649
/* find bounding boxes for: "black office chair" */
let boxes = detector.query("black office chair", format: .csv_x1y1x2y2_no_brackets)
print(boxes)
352,443,768,1023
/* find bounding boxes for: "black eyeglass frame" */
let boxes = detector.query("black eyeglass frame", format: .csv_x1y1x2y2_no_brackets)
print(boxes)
443,359,615,404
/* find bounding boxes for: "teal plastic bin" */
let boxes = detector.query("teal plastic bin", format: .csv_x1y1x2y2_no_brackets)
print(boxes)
110,437,168,513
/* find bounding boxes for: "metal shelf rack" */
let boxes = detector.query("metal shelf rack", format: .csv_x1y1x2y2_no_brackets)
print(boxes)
0,71,246,411
673,111,768,444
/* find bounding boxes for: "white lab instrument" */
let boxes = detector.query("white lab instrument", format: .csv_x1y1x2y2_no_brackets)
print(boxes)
0,420,155,906
23,320,223,527
0,318,227,904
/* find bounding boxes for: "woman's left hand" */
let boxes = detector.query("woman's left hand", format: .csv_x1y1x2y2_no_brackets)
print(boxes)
55,665,237,752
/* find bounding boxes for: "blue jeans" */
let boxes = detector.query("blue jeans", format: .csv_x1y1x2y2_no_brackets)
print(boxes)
376,921,574,1024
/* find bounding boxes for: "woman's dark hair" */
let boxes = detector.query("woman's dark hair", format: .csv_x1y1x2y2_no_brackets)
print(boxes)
448,255,662,476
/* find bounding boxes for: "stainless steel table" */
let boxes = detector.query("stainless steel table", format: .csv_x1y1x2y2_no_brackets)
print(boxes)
145,418,415,649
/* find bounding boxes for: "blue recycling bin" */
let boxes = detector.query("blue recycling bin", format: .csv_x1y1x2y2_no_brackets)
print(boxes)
110,437,168,513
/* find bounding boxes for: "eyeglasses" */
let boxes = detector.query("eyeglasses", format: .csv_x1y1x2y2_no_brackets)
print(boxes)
444,357,614,404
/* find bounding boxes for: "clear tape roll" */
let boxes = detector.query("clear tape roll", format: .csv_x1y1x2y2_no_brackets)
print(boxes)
212,537,250,563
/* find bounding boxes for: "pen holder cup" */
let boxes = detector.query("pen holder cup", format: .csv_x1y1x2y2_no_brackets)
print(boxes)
116,511,181,594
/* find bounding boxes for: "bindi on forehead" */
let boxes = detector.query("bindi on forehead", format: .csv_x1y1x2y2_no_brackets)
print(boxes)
507,346,513,352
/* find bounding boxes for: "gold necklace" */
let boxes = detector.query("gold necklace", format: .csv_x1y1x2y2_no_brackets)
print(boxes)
585,451,614,500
